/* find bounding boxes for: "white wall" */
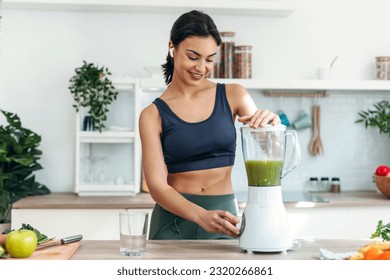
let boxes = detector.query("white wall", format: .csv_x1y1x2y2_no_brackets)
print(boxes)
1,0,389,194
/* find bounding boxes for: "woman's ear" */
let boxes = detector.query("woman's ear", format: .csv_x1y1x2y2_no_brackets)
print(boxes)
169,48,174,58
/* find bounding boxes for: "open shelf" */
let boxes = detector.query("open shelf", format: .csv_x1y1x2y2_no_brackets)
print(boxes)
139,77,390,92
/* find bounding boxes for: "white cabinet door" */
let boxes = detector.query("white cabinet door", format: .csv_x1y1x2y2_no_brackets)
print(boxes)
287,206,389,239
11,208,153,240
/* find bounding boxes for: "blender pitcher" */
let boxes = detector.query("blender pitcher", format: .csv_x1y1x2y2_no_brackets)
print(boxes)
239,124,301,253
241,124,301,186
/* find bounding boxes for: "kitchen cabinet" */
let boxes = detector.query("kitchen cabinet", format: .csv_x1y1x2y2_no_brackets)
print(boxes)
11,193,154,240
2,0,296,17
74,78,142,196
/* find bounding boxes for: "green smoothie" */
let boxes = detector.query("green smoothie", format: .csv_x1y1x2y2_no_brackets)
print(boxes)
244,160,284,186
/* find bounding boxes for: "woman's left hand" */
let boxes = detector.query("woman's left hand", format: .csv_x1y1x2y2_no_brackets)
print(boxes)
237,109,281,128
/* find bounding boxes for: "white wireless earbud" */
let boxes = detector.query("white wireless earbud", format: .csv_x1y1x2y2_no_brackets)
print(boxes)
169,48,174,58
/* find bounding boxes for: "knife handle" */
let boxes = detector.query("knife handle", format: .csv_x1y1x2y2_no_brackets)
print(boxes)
61,234,83,244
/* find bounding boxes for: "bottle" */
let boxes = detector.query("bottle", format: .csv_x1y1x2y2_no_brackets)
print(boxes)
219,32,235,78
320,177,330,192
234,45,252,79
330,177,341,193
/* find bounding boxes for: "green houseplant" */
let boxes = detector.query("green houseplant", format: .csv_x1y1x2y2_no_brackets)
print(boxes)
68,61,118,132
356,100,390,137
0,110,50,223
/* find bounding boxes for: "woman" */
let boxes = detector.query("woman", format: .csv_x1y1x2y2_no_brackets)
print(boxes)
139,10,280,240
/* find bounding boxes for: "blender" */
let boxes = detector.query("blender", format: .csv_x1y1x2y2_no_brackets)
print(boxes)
239,124,301,253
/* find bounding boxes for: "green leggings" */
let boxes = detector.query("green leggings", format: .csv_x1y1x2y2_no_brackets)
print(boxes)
149,193,239,240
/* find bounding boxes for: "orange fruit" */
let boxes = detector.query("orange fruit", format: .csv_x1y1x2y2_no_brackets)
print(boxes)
364,247,383,260
375,251,390,260
0,234,7,246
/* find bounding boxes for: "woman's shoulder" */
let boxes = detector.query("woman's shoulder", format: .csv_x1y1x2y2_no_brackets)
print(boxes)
223,83,249,98
140,102,160,122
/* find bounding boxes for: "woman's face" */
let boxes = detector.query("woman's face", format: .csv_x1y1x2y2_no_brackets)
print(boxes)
172,36,218,84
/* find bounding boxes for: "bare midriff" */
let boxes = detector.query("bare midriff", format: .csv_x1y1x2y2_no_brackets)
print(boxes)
167,166,234,195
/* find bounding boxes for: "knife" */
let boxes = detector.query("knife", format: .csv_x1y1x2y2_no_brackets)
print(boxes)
36,234,83,249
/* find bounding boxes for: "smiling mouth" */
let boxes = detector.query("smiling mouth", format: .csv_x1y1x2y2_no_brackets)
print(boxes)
189,72,204,79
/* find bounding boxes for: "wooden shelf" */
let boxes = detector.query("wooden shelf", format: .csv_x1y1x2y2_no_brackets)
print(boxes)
2,0,296,17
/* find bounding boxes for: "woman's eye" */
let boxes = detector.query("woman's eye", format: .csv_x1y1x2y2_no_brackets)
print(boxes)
206,59,214,63
188,56,197,61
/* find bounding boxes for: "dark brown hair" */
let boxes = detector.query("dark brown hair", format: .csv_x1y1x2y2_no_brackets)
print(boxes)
162,10,222,85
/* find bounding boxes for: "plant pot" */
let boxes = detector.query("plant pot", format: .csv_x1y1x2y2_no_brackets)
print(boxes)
82,116,95,131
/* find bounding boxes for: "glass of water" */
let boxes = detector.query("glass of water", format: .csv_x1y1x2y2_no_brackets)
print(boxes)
119,212,149,256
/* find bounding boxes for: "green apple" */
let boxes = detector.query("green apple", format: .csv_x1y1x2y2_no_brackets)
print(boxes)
5,229,37,258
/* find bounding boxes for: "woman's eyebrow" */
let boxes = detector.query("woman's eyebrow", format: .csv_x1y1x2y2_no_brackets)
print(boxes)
186,49,217,57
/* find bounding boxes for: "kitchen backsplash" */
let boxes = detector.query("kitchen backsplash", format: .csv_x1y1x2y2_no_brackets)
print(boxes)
233,91,390,193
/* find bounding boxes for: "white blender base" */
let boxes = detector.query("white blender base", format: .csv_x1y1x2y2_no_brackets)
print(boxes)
239,186,292,253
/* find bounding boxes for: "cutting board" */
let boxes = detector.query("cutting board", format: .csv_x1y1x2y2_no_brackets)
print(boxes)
7,241,81,260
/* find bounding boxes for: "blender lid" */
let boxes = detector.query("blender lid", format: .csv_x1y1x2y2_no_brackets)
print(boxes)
241,124,287,132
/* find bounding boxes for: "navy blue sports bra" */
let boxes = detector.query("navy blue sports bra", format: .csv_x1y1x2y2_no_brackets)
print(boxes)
153,83,236,173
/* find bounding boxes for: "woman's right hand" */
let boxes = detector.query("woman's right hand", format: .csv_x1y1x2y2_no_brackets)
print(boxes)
196,209,240,238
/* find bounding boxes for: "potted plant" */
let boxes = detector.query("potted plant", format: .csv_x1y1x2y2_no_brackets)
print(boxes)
0,110,51,226
68,61,118,132
356,100,390,137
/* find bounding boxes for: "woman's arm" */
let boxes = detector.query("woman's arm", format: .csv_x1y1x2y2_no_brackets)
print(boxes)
226,83,280,127
139,104,240,237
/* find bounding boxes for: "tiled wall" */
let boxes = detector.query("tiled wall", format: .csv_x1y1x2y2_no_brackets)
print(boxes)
232,91,390,192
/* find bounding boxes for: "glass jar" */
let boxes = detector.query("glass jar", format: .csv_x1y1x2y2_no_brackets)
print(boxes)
234,45,252,79
208,46,220,78
307,177,319,192
330,177,341,193
375,56,390,80
320,177,330,192
219,32,235,78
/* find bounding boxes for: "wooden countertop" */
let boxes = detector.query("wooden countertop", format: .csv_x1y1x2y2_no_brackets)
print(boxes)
12,192,155,209
12,190,390,209
71,239,366,260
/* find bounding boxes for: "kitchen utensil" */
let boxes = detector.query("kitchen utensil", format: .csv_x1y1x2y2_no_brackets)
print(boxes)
239,124,301,253
309,105,324,155
309,105,318,155
278,110,291,127
315,105,324,155
292,110,312,130
36,234,83,249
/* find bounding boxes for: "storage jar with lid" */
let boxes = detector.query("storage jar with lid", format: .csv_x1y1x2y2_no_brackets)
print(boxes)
307,177,319,192
330,177,341,193
375,56,390,80
320,177,330,192
219,32,235,78
234,45,252,79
